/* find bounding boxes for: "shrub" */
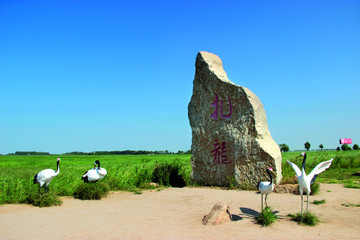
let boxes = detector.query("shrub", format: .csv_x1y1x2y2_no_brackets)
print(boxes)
73,182,110,200
152,162,186,187
255,207,278,226
288,212,320,226
343,180,360,189
132,165,153,187
353,144,359,150
312,199,326,205
24,190,62,207
342,202,360,207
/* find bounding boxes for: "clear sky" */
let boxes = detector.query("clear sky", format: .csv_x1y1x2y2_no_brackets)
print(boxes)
1,0,359,154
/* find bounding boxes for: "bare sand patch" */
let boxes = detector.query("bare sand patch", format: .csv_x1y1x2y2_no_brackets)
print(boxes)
0,184,359,240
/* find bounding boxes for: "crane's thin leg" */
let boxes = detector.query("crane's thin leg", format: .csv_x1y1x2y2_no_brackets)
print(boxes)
45,186,48,194
261,194,263,212
265,194,268,208
301,194,303,216
306,194,309,212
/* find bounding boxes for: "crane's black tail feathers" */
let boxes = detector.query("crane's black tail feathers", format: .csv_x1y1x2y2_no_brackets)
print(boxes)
256,182,260,190
82,176,90,183
33,174,38,184
81,170,88,182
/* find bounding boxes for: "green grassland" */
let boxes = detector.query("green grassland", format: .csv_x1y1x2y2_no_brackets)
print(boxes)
0,150,359,205
281,151,360,188
0,154,192,204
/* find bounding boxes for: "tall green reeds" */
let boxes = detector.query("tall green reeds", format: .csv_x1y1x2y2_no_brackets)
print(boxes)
0,154,192,204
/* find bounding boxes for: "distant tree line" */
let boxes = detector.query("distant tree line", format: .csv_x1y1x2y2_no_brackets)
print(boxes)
8,150,191,155
13,151,50,155
63,150,192,155
279,142,360,152
337,144,359,151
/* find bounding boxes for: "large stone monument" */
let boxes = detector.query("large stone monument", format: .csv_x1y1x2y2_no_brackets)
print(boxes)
188,51,282,187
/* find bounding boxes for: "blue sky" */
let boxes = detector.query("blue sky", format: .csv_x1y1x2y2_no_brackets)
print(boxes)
1,0,359,154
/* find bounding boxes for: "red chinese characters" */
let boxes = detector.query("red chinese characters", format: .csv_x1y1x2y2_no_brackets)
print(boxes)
211,139,232,164
211,94,232,120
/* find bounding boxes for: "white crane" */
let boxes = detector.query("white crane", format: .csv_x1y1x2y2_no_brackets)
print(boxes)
82,160,107,183
257,167,277,211
287,152,333,215
33,158,61,194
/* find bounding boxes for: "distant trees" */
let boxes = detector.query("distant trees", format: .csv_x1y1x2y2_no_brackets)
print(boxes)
175,150,192,154
336,144,359,151
63,150,191,155
341,144,352,151
319,144,324,151
10,150,192,156
279,143,290,152
14,151,49,155
304,142,311,151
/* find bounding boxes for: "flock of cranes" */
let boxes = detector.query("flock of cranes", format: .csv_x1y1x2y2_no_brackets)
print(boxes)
33,152,333,215
33,158,107,194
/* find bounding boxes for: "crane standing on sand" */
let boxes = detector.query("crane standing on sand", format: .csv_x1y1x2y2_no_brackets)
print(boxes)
257,167,277,211
287,152,333,215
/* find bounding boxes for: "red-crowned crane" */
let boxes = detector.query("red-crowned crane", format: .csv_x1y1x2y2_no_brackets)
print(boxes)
287,152,333,215
82,160,107,183
33,158,60,194
257,167,277,211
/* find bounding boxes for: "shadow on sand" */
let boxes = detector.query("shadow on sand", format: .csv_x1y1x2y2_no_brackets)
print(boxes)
240,207,260,218
240,207,284,221
231,214,243,221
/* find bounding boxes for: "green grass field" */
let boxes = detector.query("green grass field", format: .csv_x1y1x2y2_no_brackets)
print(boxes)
281,151,360,188
0,150,359,205
0,154,192,205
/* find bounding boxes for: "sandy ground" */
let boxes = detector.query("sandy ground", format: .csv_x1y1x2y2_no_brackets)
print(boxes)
0,184,359,240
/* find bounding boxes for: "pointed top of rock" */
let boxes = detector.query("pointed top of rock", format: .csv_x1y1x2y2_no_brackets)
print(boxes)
196,51,223,68
196,51,230,84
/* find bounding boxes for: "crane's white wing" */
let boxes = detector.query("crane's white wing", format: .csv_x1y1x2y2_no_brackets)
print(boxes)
37,169,56,182
98,168,107,177
287,160,302,178
83,169,100,182
308,159,333,181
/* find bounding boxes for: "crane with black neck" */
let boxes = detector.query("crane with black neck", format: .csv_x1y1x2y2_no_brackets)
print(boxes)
287,152,333,215
257,167,277,211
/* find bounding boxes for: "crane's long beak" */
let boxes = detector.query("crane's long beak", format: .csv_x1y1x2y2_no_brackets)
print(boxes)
271,170,277,177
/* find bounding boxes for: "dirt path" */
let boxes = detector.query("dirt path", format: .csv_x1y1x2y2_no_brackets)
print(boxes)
0,184,359,240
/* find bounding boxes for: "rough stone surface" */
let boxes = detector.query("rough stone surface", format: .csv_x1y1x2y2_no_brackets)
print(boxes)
202,202,232,226
188,51,282,187
274,184,299,194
